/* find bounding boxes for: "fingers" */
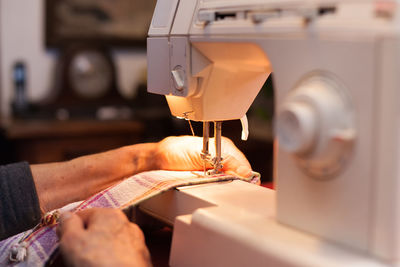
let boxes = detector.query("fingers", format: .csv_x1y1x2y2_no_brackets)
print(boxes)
58,208,129,238
76,208,128,230
158,135,253,177
57,212,84,238
77,208,145,244
222,155,252,178
57,208,151,267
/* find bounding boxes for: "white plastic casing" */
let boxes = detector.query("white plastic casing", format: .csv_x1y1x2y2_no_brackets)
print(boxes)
146,0,400,266
276,74,355,178
276,102,317,154
148,0,179,36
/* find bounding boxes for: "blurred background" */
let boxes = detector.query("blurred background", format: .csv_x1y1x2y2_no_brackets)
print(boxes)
0,0,274,183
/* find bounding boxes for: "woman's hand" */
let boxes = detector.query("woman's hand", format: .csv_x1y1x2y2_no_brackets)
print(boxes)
58,208,151,267
156,136,252,178
31,136,252,213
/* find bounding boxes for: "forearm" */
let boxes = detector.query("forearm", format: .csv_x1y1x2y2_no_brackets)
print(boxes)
31,143,160,213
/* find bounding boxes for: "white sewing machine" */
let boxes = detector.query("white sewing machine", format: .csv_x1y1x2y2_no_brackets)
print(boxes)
142,0,400,266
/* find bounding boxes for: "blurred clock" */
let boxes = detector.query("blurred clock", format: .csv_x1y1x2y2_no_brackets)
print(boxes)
68,49,113,99
43,44,133,120
55,45,117,101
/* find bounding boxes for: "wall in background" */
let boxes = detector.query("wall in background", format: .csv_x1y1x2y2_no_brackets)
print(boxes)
0,0,147,118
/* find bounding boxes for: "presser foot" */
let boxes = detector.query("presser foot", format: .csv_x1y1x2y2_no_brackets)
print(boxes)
200,152,211,176
205,157,223,176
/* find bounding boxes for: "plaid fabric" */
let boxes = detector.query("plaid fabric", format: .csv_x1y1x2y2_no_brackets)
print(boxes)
0,170,257,266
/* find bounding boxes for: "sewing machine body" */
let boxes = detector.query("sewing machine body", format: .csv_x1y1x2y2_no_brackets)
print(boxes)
140,180,385,266
146,0,400,265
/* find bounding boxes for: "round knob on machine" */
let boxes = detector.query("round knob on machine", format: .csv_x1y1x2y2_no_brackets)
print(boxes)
276,102,317,154
276,73,355,179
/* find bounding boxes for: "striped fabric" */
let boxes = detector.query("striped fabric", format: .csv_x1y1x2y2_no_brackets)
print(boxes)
0,170,258,266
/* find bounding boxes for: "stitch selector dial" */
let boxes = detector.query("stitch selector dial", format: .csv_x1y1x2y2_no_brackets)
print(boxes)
276,74,355,178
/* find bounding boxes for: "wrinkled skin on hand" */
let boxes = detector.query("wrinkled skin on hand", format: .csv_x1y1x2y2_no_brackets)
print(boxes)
54,137,253,266
58,208,152,267
157,136,253,178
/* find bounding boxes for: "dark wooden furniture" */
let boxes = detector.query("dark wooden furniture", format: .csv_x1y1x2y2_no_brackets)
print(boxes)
1,119,144,164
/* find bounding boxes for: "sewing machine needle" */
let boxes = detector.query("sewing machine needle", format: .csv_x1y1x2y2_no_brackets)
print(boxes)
202,122,210,176
214,121,223,173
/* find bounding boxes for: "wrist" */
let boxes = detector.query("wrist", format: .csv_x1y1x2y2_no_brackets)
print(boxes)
123,142,161,174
